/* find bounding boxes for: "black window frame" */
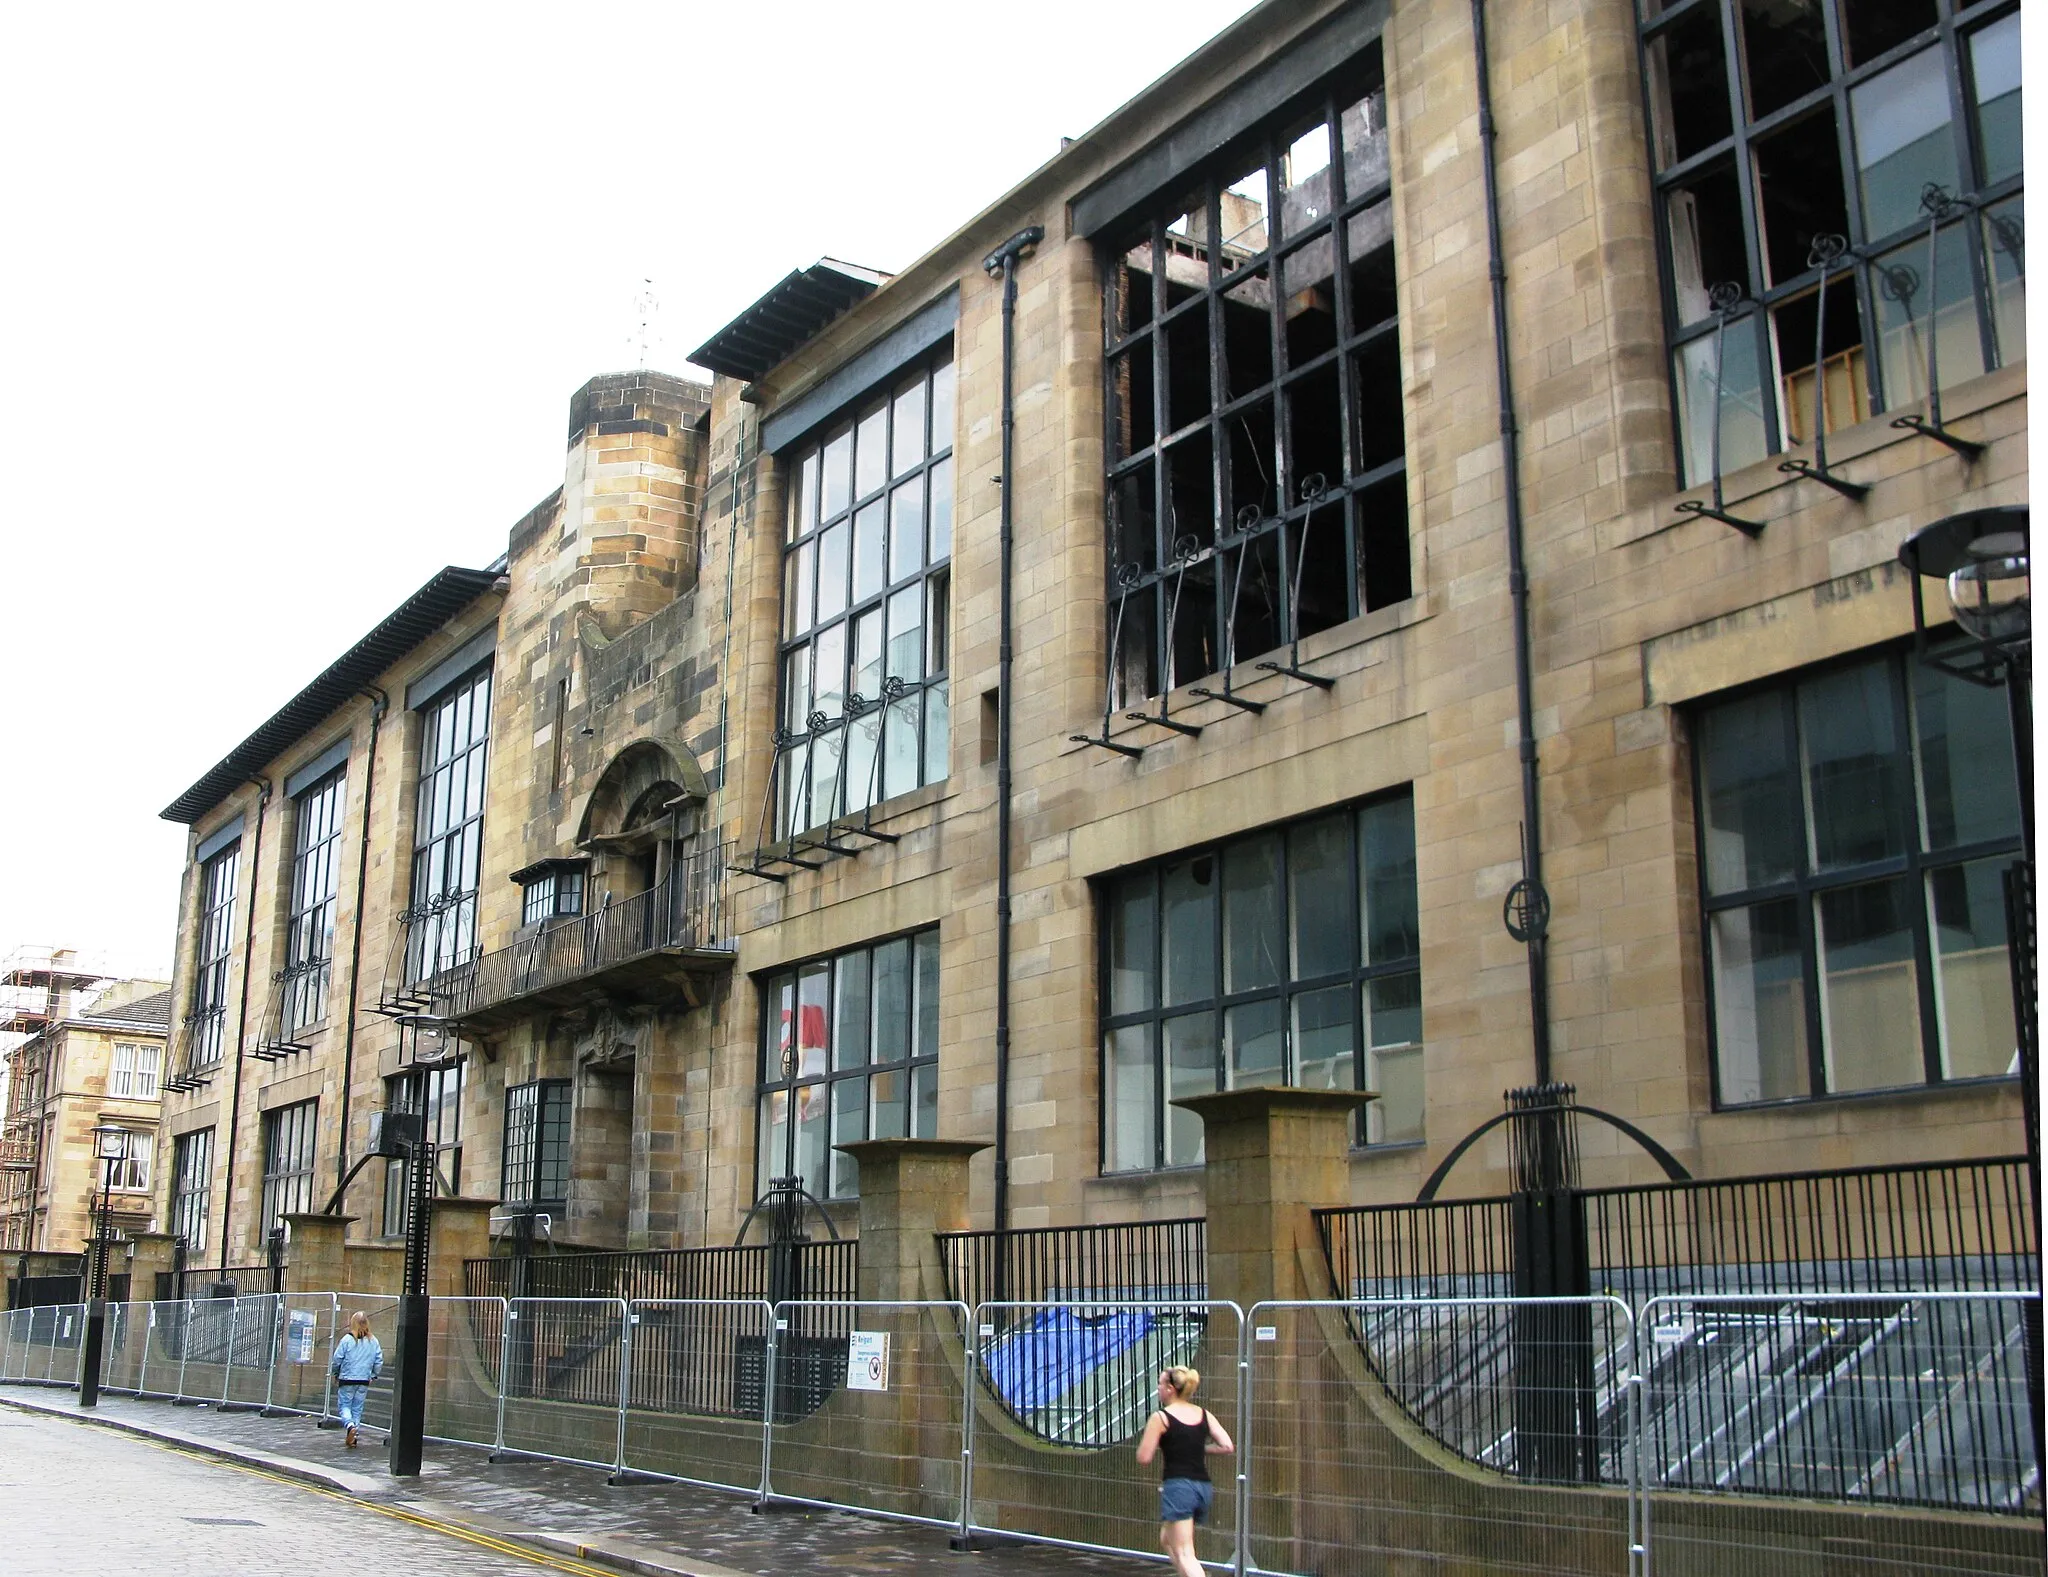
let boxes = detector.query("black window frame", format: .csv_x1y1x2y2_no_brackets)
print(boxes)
1100,49,1411,708
382,1061,465,1237
170,1127,213,1254
1692,641,2025,1106
1097,788,1423,1175
189,841,240,1071
408,665,492,982
517,860,587,928
756,927,942,1202
259,1099,318,1239
1638,0,2024,484
282,766,347,1034
501,1078,570,1209
775,354,955,841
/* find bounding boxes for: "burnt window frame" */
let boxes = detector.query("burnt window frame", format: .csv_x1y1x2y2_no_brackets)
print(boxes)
755,927,942,1203
1097,787,1423,1176
1639,0,2024,484
501,1078,570,1208
259,1098,318,1237
775,354,955,841
282,766,347,1035
170,1127,213,1254
188,840,240,1072
1100,49,1410,707
1691,641,2025,1107
407,664,492,983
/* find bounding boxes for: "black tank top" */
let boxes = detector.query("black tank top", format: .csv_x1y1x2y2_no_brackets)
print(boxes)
1159,1407,1210,1483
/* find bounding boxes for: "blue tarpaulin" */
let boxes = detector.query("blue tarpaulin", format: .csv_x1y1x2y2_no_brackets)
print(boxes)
982,1308,1156,1413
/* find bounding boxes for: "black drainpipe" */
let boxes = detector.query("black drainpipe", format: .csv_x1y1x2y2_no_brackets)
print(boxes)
1472,0,1552,1084
219,777,272,1274
982,222,1044,1237
334,687,388,1206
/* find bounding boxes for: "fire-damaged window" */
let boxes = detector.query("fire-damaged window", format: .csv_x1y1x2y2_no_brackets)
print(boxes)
1102,60,1410,705
1641,0,2023,483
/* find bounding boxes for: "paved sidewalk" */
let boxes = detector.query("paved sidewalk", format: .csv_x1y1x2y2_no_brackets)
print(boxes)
0,1386,1135,1577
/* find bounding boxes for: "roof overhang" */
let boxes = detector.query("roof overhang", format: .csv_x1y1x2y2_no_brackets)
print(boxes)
688,258,889,383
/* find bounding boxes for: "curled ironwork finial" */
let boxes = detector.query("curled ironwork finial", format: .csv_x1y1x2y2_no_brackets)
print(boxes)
842,691,869,717
1113,561,1143,592
1234,504,1262,532
771,727,799,752
806,710,832,735
1171,533,1202,565
1919,182,1962,221
1806,232,1848,271
1707,280,1745,315
1299,472,1329,503
1879,263,1921,304
881,675,909,700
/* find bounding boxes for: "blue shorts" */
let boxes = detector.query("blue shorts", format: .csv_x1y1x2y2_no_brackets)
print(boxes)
1160,1478,1213,1524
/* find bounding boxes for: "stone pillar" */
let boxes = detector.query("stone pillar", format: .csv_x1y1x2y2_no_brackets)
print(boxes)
427,1197,499,1300
125,1231,181,1301
837,1139,988,1305
1173,1088,1374,1310
281,1214,355,1296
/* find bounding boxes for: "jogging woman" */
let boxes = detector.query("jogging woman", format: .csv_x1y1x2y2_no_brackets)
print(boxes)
1135,1365,1234,1577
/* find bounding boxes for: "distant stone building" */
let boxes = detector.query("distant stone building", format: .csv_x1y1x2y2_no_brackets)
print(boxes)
151,0,2028,1275
0,950,170,1271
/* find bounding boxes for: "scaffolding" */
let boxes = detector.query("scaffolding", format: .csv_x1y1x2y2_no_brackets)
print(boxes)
0,948,111,1253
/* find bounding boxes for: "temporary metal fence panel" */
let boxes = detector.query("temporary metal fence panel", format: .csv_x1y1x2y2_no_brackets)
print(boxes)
171,1294,239,1402
99,1301,151,1395
221,1295,282,1409
264,1293,342,1416
425,1296,507,1451
1636,1290,2043,1577
967,1298,1244,1567
1243,1297,1639,1577
0,1307,22,1379
500,1297,630,1471
620,1298,775,1494
761,1299,970,1533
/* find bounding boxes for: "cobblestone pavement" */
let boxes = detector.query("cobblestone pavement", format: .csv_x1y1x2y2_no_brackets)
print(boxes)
0,1389,1137,1577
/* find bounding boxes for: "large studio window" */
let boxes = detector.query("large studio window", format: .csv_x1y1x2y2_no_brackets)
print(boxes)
408,666,491,981
1103,62,1410,705
382,1061,464,1236
1101,791,1421,1172
502,1079,570,1208
170,1128,213,1254
1695,645,2023,1104
283,767,346,1034
1642,0,2023,484
188,840,239,1071
260,1099,318,1237
778,358,954,839
758,929,941,1201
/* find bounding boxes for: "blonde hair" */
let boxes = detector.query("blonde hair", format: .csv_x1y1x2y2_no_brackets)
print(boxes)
349,1311,372,1338
1162,1366,1200,1400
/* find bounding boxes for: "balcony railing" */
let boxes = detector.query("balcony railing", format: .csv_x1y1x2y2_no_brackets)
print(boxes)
423,842,734,1030
161,1008,226,1092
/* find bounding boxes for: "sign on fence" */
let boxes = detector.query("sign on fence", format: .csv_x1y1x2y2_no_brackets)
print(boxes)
287,1309,317,1363
846,1330,890,1392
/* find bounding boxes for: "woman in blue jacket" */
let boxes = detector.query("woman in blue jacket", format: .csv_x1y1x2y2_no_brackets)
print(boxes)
331,1310,383,1449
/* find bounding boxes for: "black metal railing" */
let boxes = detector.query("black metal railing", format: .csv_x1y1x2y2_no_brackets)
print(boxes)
248,960,328,1061
430,843,733,1023
940,1217,1210,1448
161,1008,227,1092
1315,1156,2039,1504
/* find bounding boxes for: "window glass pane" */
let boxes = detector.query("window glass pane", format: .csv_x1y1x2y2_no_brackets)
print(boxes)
1162,855,1218,1006
821,429,852,520
890,481,925,583
1699,688,1803,893
1970,15,2023,186
883,693,919,800
834,951,870,1071
830,1076,866,1197
1915,658,2021,849
1853,49,1960,242
782,642,810,736
891,379,928,477
930,361,956,455
845,707,881,815
794,452,818,543
866,1068,907,1143
816,521,849,623
929,458,954,562
807,726,842,830
787,541,814,637
1225,998,1286,1088
855,404,887,502
1928,859,2017,1080
1289,814,1355,979
852,500,886,604
872,939,911,1062
1366,1029,1425,1145
1164,1012,1215,1167
1292,985,1356,1091
886,585,923,681
796,962,830,1082
1108,875,1158,1017
1874,222,1988,404
924,678,950,784
1843,0,1937,68
1985,196,2026,366
915,929,941,1062
851,610,883,705
1674,315,1770,485
812,621,846,717
1360,794,1420,963
1645,7,1733,167
1711,899,1811,1102
927,571,949,677
1223,834,1284,993
1366,969,1423,1051
1104,1024,1156,1172
912,1062,939,1140
759,1089,788,1195
1800,660,1908,870
1665,164,1750,330
1818,877,1925,1091
795,1079,829,1196
1740,0,1829,120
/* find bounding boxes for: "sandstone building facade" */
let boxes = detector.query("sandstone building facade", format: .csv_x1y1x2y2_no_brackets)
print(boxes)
151,0,2027,1271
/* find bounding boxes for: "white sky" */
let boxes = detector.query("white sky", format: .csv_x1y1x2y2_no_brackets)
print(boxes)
0,1,1263,983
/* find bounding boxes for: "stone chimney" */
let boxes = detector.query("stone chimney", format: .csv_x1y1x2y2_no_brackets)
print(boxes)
559,371,711,640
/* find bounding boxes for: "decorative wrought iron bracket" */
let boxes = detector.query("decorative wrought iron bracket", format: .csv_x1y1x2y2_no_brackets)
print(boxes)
1069,729,1144,759
1884,188,1986,462
1889,413,1985,459
1188,685,1266,715
727,861,787,884
1125,708,1202,737
1675,283,1765,536
1673,498,1764,537
1776,456,1870,499
1254,659,1337,690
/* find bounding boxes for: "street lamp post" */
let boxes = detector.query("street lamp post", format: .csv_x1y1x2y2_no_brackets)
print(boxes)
77,1125,129,1408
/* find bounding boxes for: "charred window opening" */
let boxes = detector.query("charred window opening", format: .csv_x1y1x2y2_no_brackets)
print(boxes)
1101,58,1411,708
1641,0,2023,485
